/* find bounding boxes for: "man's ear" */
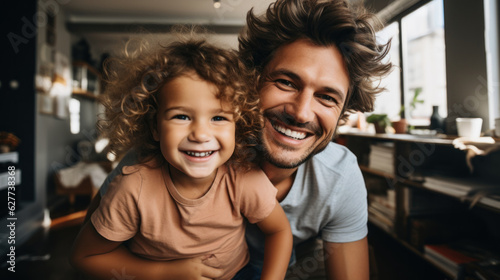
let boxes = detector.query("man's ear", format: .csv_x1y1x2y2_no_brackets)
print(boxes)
150,118,160,141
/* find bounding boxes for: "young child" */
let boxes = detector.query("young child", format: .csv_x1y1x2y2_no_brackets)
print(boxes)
70,37,292,280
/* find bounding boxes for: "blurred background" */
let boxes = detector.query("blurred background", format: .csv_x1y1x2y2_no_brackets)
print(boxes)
0,0,499,279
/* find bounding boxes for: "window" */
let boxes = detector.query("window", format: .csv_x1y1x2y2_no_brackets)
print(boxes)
69,98,80,134
375,0,447,126
374,22,401,119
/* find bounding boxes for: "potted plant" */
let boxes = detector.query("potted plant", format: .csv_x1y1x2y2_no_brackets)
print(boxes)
392,87,424,134
392,105,408,134
408,87,424,118
366,113,391,134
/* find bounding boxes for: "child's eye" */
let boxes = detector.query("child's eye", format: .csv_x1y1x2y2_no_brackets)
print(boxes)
173,115,190,120
212,116,227,122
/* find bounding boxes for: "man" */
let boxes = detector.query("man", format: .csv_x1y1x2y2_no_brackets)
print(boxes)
237,1,390,279
81,0,391,279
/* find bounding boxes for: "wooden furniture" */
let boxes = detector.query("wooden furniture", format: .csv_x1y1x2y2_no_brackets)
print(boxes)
337,132,500,280
54,161,112,205
71,61,102,100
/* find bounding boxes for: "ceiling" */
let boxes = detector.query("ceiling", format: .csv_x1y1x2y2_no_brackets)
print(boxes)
63,0,275,34
60,0,365,55
61,0,277,54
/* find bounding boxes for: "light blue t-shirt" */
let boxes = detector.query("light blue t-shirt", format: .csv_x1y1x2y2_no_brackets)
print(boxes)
99,142,368,267
246,142,368,267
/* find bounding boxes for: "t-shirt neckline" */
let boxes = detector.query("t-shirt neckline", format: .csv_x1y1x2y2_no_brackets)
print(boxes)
162,164,225,206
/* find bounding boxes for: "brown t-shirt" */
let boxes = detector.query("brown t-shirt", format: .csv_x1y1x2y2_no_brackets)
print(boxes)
91,162,277,279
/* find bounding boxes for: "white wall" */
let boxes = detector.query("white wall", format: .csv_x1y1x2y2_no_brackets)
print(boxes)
73,32,239,64
36,0,100,207
443,0,491,133
484,0,500,128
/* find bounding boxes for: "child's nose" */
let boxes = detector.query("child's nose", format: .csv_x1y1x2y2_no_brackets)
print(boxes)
188,121,211,142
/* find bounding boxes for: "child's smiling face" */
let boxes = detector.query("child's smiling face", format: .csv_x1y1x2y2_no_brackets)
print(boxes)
153,72,236,185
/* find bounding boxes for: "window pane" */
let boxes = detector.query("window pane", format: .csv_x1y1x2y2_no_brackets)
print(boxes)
402,0,447,126
373,22,401,120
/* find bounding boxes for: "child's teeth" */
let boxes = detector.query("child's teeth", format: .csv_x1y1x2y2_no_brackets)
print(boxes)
186,151,213,157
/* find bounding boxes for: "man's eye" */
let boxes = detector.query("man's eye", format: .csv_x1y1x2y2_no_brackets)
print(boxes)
212,116,227,121
317,94,339,105
275,79,296,90
173,115,189,120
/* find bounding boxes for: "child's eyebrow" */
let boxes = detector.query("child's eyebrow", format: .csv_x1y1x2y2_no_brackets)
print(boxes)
162,107,234,115
163,106,187,113
218,108,235,115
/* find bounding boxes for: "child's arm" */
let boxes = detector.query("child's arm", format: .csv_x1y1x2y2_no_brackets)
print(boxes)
256,202,293,280
70,221,224,280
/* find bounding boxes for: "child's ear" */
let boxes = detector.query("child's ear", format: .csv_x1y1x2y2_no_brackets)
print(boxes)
149,118,160,141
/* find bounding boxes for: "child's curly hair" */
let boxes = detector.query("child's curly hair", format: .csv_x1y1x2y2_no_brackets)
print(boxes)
98,35,262,170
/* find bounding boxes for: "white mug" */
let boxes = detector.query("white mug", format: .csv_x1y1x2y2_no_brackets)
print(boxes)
456,118,482,138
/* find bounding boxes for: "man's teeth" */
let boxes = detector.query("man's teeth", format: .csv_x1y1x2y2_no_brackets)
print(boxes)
185,151,214,157
274,124,307,140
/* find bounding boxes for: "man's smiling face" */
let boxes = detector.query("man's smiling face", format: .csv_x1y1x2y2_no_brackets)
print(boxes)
258,39,350,169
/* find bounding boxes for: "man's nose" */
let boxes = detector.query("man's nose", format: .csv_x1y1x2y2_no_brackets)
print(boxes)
286,90,314,124
188,121,212,142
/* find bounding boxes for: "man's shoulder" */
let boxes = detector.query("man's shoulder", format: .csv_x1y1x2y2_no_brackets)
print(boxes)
297,142,362,188
106,162,163,201
100,149,140,195
114,160,162,186
226,165,275,193
311,142,358,168
227,165,268,180
121,158,158,174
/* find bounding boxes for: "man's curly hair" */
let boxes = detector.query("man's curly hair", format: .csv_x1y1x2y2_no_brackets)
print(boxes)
239,0,392,122
98,36,262,170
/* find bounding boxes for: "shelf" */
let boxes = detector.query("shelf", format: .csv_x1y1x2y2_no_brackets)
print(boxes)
0,152,18,163
360,165,396,180
72,60,101,76
478,196,500,212
340,131,500,146
72,90,99,100
368,221,456,279
347,133,500,213
72,60,101,99
0,152,20,190
0,169,21,190
339,131,456,145
368,214,394,234
345,131,500,279
399,177,500,214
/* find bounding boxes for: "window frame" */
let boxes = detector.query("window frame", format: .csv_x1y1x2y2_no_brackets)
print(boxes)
383,0,444,122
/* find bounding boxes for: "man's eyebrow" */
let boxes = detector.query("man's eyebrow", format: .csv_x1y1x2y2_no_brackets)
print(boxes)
267,69,301,82
323,86,346,103
268,69,347,101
